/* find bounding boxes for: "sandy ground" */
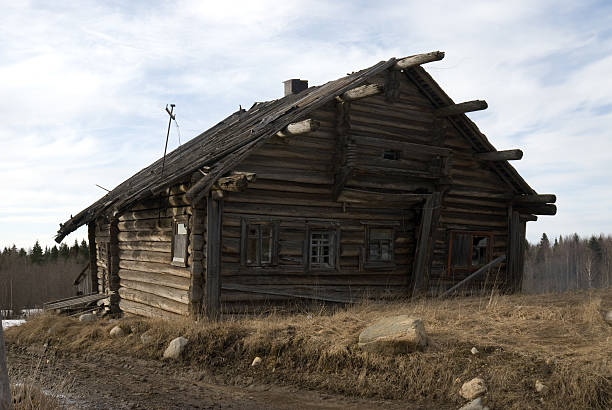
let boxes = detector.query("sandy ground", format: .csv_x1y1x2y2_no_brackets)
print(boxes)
7,345,427,410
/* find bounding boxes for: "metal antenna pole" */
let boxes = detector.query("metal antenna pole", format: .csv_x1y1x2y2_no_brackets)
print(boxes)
161,104,176,177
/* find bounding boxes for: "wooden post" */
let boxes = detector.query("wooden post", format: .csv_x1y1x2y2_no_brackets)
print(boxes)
205,195,222,319
88,223,99,294
412,193,438,295
0,311,11,410
109,218,120,313
189,201,206,317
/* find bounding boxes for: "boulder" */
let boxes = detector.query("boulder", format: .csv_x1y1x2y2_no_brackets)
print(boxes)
163,337,189,359
459,378,487,400
605,310,612,325
109,326,125,338
535,380,548,393
459,397,489,410
140,330,155,346
358,316,427,354
78,313,96,323
251,357,262,367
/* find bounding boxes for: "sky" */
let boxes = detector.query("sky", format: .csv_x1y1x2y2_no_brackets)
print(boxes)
1,0,611,250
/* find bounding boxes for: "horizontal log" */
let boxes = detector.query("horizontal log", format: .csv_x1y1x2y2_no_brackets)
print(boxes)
120,279,189,304
118,287,188,315
475,149,523,161
119,249,171,265
119,259,190,278
394,51,445,70
337,84,383,102
351,135,451,156
119,299,185,320
514,204,557,215
519,214,538,222
118,269,190,291
117,231,172,242
435,100,488,117
118,241,171,253
276,119,320,137
513,194,556,204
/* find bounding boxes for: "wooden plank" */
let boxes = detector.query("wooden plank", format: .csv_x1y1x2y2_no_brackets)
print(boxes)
475,149,523,161
205,196,222,318
438,255,506,298
88,222,99,294
412,194,435,294
119,260,190,278
394,51,445,69
435,100,488,117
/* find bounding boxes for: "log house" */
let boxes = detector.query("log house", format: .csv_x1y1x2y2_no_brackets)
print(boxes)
55,52,556,318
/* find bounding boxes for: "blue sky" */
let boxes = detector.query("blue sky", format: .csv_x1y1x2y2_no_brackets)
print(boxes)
1,0,611,249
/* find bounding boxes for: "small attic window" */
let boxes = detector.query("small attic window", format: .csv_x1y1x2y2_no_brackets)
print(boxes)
172,216,189,267
383,149,401,160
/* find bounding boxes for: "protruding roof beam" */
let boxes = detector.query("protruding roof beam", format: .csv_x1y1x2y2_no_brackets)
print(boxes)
394,51,445,70
514,204,557,216
435,100,488,117
514,194,557,204
476,149,523,161
275,118,320,137
336,84,383,102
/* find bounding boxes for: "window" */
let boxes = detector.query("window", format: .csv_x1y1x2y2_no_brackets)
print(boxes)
309,230,336,268
383,149,401,160
367,227,394,263
172,216,189,266
241,220,278,266
448,232,492,274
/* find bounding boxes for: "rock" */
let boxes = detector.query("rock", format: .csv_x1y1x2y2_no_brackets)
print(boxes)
605,310,612,325
140,330,155,346
470,347,479,355
79,313,96,323
459,377,487,400
251,357,262,367
358,316,427,354
109,326,125,338
535,380,548,393
163,337,189,359
459,397,489,410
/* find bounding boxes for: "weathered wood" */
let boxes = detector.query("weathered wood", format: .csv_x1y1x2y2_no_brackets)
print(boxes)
351,135,451,156
337,84,383,102
514,204,557,215
276,119,320,137
221,283,353,304
118,269,190,290
435,100,488,117
118,287,188,315
439,255,506,298
190,204,206,316
118,241,171,253
120,279,189,304
475,149,523,161
88,222,99,294
117,231,172,242
119,260,190,278
119,299,185,320
394,51,445,69
109,218,120,312
119,249,170,264
205,196,222,319
513,194,556,204
413,194,435,295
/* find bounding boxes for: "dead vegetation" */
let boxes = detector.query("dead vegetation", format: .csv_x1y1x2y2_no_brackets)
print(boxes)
6,289,611,409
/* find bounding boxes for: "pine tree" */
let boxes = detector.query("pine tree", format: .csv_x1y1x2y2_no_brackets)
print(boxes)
30,241,44,264
59,243,70,259
50,245,59,261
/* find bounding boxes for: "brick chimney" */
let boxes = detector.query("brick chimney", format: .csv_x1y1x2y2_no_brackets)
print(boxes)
283,79,308,96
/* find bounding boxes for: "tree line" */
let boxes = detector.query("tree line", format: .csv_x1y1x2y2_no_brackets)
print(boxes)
0,240,88,316
523,233,612,293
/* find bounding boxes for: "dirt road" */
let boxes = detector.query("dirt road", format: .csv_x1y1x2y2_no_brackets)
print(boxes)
7,346,415,410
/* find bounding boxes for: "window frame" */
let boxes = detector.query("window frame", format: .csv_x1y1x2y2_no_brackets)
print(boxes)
305,224,340,271
364,225,396,269
240,218,279,267
447,231,493,275
171,215,190,267
383,148,401,161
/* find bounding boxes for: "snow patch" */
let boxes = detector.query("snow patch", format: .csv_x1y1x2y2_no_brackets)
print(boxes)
2,319,25,329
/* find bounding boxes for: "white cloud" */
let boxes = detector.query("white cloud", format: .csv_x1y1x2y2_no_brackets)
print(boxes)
0,0,611,248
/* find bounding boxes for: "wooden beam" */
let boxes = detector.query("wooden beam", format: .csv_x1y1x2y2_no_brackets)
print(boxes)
275,118,320,137
439,255,506,298
514,204,557,215
476,149,523,161
394,51,445,70
221,283,353,304
109,218,120,313
205,195,222,319
88,222,99,294
351,135,451,156
519,214,538,222
435,100,488,117
336,83,383,102
189,202,205,317
513,194,556,204
332,166,353,201
413,194,436,295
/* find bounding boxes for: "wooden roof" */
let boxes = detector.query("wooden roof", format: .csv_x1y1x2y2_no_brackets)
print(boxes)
55,55,535,242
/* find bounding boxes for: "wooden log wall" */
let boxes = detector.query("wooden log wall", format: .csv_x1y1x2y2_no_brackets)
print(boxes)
114,186,192,318
94,218,110,294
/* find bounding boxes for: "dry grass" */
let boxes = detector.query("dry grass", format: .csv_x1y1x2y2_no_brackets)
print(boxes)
6,288,612,409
